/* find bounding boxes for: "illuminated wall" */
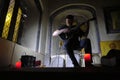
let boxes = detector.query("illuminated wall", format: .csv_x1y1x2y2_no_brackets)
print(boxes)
1,0,22,43
2,0,15,39
12,8,22,42
100,40,120,56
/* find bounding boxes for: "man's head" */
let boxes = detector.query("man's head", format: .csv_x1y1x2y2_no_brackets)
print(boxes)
65,15,74,26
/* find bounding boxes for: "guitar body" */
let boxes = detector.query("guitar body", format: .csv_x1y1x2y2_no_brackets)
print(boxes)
58,25,76,40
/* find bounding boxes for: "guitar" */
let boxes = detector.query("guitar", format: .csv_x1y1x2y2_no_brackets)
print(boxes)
59,17,95,40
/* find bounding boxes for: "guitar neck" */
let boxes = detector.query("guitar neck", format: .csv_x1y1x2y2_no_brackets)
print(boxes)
71,17,96,31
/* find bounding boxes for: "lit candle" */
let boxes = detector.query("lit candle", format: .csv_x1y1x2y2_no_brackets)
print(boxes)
15,61,21,69
84,53,91,62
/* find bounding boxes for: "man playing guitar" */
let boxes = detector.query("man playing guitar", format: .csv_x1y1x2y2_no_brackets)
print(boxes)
52,15,93,67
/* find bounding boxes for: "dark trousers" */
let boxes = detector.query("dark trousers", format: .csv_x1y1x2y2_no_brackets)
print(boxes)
63,38,92,67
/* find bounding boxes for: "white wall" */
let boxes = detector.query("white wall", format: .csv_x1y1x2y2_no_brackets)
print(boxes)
20,0,40,52
0,38,14,67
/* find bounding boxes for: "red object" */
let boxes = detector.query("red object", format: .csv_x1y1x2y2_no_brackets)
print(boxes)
15,61,22,69
84,53,91,62
35,60,41,66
